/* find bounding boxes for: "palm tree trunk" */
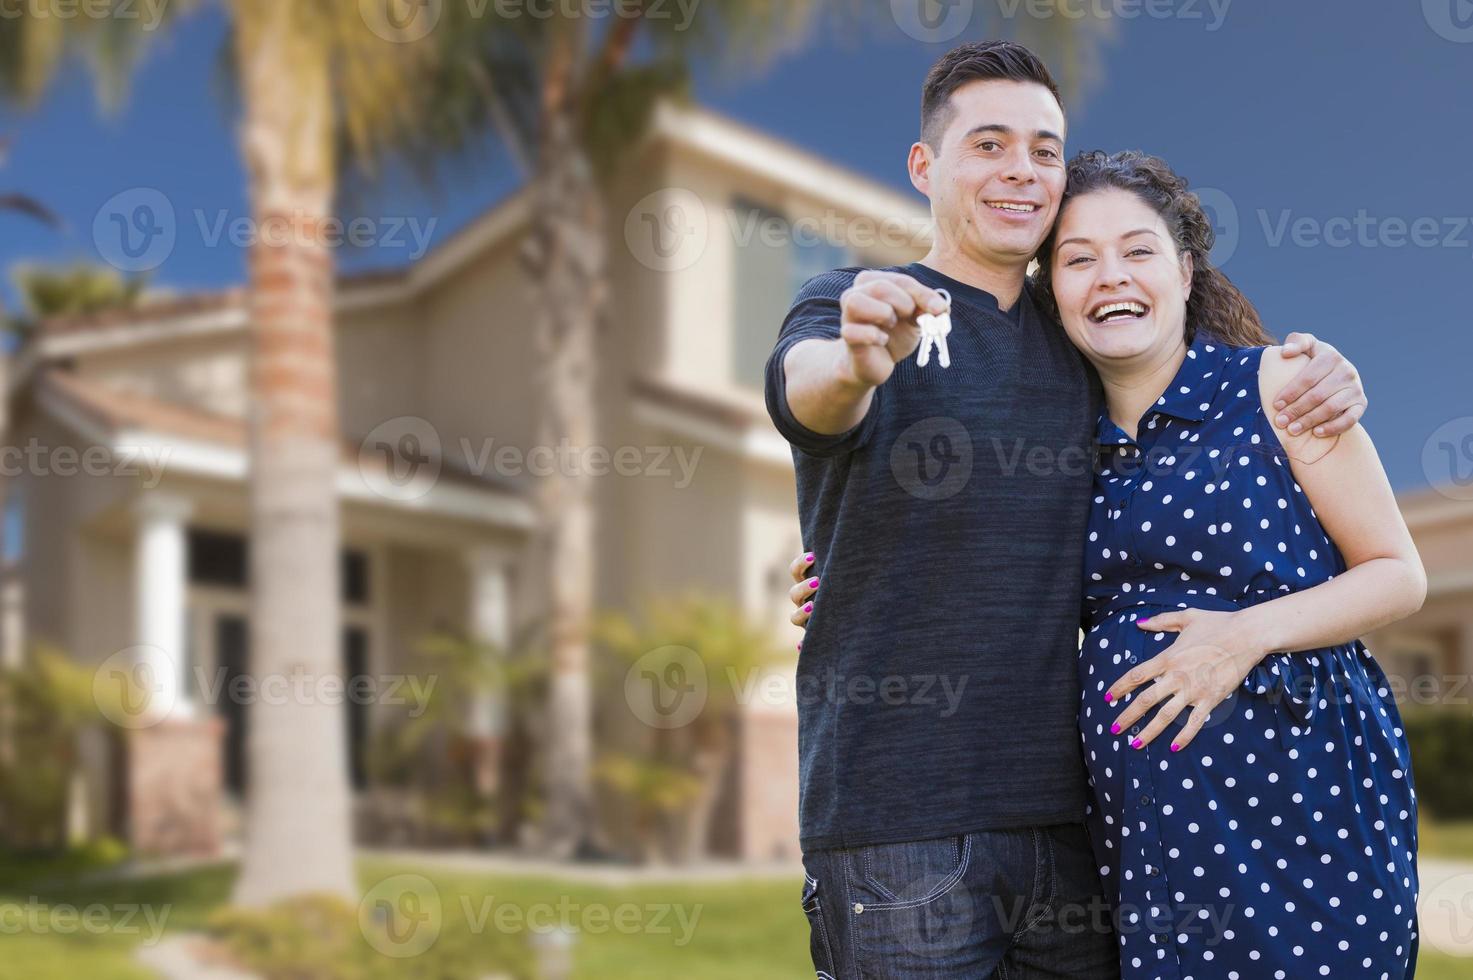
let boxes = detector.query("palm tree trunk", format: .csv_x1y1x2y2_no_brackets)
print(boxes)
524,94,604,856
230,3,355,906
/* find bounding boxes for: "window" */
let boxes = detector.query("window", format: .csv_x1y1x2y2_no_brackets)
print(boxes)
730,197,852,390
188,528,370,605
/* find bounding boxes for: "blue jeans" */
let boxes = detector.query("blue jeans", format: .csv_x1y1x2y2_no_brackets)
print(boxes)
800,823,1119,979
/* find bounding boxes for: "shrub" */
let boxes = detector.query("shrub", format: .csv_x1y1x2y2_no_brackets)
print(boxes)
1402,710,1473,820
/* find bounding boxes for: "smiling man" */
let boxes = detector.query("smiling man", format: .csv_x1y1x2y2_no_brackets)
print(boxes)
764,40,1367,979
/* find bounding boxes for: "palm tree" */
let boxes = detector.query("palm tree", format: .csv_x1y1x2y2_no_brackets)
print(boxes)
0,0,446,905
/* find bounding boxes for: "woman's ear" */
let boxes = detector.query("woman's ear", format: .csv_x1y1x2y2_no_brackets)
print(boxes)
1181,251,1195,301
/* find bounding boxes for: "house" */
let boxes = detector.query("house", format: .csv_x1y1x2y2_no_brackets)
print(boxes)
1363,489,1473,709
0,103,932,862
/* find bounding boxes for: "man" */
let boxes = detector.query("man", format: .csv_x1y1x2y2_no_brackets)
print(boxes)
765,40,1365,979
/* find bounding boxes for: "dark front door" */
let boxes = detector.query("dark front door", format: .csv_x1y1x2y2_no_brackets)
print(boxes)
213,615,371,796
215,614,249,796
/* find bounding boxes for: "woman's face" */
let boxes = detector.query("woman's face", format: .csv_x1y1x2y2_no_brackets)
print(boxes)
1049,187,1193,369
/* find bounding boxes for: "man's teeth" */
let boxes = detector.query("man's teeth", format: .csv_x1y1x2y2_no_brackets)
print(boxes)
1090,302,1148,322
987,201,1038,212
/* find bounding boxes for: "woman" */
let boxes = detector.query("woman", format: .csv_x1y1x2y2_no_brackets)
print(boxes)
790,150,1423,978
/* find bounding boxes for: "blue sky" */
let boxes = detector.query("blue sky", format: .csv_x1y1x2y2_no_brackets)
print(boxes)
3,1,1470,490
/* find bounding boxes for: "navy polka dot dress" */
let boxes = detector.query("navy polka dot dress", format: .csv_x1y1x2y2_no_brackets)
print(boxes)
1078,337,1419,979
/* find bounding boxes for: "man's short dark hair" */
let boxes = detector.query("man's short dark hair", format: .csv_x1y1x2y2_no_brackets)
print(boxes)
921,40,1064,149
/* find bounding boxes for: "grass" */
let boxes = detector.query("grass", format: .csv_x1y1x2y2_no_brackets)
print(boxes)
0,851,1468,978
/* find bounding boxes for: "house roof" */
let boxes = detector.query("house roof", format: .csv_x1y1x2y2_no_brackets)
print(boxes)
33,369,530,515
24,103,926,353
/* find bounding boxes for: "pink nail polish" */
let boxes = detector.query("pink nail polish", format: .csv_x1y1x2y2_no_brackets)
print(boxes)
1110,723,1121,735
797,641,803,652
1104,692,1114,703
803,602,813,613
809,578,820,588
1170,743,1181,752
804,553,814,563
1131,738,1143,749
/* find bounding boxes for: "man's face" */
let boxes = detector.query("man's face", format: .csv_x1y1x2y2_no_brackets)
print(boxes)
912,79,1067,266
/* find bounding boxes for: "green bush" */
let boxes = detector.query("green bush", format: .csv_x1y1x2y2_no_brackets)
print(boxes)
0,646,124,851
1403,710,1473,819
209,893,537,980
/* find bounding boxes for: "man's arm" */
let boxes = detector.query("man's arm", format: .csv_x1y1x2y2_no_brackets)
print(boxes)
1269,332,1368,437
780,270,947,436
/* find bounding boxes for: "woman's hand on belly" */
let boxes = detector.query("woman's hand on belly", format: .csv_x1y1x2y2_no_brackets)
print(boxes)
1101,607,1267,753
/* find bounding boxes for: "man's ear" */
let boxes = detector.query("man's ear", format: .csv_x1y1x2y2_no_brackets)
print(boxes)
1181,251,1195,301
908,141,934,198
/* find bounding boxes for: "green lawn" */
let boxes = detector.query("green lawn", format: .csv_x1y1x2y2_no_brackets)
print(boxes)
0,854,1469,978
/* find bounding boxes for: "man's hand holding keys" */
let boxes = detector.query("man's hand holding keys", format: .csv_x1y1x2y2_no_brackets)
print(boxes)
836,270,950,389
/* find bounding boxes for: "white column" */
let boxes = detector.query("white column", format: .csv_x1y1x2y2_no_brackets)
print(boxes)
464,545,514,738
133,493,195,721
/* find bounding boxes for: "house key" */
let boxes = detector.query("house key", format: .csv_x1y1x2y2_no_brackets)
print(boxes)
916,288,952,369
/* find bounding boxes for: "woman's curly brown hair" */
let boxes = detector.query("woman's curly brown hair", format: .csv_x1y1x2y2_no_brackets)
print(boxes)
1034,150,1275,349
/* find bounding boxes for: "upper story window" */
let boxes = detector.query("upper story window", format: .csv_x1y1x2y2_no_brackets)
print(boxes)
730,197,852,390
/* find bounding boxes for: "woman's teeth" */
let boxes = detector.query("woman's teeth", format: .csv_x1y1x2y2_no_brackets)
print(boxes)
1089,302,1149,323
